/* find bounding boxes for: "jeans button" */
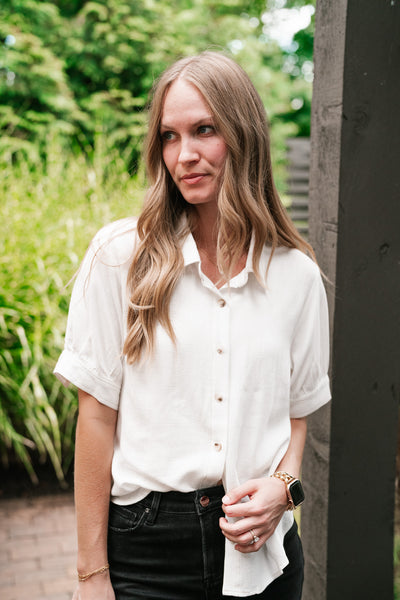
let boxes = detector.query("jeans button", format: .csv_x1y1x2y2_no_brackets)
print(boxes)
200,495,210,507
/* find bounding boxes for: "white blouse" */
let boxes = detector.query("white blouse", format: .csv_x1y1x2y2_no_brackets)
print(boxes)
54,217,331,597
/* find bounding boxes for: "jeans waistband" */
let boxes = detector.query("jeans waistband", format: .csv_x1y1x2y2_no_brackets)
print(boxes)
126,484,225,525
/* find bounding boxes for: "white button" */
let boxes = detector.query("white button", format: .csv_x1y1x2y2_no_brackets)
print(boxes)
214,442,222,452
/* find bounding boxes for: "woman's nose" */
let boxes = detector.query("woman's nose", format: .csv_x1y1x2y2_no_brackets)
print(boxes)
178,136,200,164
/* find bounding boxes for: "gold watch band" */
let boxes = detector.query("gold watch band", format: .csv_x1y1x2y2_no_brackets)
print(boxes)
271,471,296,510
271,471,296,485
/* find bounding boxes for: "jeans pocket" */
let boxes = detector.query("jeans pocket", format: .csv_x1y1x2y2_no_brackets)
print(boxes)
108,501,148,534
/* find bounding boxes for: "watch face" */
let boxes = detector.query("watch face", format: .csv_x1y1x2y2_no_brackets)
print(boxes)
289,480,305,507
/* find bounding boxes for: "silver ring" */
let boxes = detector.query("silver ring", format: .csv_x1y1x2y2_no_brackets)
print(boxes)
249,529,260,544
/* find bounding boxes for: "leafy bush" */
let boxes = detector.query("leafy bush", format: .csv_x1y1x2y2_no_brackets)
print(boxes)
0,0,312,168
0,136,144,484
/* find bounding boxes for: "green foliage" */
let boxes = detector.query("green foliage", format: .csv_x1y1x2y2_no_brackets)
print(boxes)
395,532,400,599
0,1,85,161
1,0,314,166
0,136,144,484
261,0,315,137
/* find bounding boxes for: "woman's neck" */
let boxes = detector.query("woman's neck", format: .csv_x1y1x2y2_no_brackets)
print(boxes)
190,206,248,288
191,203,219,251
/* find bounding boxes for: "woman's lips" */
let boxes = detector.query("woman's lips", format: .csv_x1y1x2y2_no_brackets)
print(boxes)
181,173,207,185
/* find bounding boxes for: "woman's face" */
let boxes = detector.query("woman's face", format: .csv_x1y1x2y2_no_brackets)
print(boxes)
160,78,227,210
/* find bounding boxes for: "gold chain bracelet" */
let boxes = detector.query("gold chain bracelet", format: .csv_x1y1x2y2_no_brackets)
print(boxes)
78,563,110,582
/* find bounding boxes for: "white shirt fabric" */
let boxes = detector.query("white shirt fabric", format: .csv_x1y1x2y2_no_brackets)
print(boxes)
54,217,331,597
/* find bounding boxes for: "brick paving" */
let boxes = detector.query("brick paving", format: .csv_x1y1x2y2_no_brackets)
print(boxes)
0,493,77,600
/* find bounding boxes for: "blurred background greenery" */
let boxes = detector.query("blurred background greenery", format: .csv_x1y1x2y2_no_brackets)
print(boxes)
1,0,315,484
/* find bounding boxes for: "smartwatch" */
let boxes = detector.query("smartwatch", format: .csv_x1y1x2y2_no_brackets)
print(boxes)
271,471,305,510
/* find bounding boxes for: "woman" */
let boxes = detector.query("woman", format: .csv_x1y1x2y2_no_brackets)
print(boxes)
55,51,331,600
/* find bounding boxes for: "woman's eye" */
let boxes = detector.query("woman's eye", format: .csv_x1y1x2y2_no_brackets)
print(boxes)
198,125,214,135
161,131,175,142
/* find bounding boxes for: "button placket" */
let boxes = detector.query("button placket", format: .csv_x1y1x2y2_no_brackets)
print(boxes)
212,291,229,468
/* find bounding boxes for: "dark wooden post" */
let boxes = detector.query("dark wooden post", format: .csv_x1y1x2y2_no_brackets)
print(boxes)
302,1,400,598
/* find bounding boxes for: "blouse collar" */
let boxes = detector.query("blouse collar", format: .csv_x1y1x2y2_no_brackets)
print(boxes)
181,229,257,290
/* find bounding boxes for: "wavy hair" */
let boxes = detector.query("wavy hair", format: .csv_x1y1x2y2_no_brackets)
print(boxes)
123,51,314,363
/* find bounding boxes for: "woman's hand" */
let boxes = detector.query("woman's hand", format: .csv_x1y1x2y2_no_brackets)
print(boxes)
72,573,115,599
219,477,288,553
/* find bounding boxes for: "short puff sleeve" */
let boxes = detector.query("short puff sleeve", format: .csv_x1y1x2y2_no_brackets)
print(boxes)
289,267,331,417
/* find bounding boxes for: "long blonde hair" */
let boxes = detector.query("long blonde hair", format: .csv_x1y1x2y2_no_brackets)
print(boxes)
123,51,314,363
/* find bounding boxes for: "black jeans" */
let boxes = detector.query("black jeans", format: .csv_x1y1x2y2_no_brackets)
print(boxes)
108,485,304,600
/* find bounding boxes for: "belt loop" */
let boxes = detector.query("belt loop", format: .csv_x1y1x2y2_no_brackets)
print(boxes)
146,492,162,526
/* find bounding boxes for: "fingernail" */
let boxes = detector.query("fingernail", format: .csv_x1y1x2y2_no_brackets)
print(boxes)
222,495,230,504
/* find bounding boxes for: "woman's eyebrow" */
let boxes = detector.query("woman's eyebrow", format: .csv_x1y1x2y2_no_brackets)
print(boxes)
160,116,215,130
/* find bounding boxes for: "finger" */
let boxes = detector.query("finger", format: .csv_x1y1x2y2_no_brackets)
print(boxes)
222,499,261,519
219,517,264,544
234,534,267,553
223,527,261,546
219,516,260,538
220,517,277,546
222,479,258,506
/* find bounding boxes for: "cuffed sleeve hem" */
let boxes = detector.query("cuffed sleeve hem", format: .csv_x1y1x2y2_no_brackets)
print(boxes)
289,373,331,418
53,349,121,410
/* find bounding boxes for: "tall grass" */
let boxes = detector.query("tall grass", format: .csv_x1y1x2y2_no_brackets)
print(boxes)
0,137,144,485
